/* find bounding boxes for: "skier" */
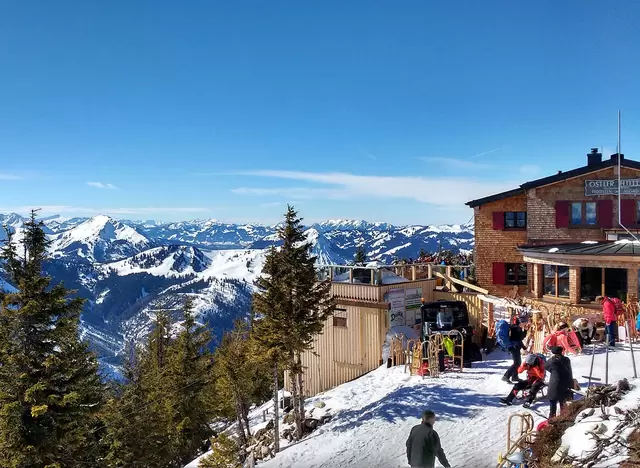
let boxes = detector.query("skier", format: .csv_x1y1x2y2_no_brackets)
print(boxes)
499,353,545,408
406,410,451,468
572,318,596,347
545,346,574,418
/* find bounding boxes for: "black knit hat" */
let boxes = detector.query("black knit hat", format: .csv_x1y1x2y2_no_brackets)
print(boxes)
550,346,563,355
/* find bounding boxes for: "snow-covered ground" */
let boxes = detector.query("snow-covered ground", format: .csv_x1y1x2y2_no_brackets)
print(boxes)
186,345,640,468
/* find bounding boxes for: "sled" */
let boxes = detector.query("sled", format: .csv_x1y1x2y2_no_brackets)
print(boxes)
496,413,535,468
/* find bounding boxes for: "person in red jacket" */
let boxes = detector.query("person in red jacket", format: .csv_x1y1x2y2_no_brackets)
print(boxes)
499,354,545,408
597,296,617,347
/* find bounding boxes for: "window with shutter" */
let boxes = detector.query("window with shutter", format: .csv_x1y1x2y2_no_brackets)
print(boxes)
597,200,613,228
555,201,569,228
492,212,504,230
620,199,636,226
492,262,506,284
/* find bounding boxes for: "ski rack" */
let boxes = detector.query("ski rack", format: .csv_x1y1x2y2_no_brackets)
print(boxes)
496,413,535,468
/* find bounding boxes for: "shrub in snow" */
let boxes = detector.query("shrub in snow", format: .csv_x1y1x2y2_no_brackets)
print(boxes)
198,434,241,468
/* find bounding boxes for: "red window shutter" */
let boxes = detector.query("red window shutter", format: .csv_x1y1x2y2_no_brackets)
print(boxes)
555,201,569,228
620,199,636,226
492,262,506,285
597,200,613,229
492,212,504,230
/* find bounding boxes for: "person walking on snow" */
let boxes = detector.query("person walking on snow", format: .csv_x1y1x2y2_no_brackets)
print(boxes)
546,346,574,418
496,319,525,383
406,410,451,468
597,296,618,347
499,354,545,408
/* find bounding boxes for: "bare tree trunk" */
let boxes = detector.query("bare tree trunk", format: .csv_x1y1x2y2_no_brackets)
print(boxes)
296,353,305,434
272,361,280,453
242,401,251,437
289,360,301,439
235,396,248,448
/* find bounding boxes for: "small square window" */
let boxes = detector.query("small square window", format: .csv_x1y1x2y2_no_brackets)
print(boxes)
505,263,527,285
333,316,347,328
504,211,526,229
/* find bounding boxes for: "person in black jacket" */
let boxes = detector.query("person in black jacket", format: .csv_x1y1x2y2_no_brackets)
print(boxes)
406,410,451,468
545,346,574,418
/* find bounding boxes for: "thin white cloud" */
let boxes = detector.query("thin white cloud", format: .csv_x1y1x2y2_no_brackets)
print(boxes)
419,157,493,170
0,205,212,216
232,187,352,200
357,145,377,161
519,165,541,176
471,146,505,159
0,173,24,180
229,170,515,206
87,182,118,189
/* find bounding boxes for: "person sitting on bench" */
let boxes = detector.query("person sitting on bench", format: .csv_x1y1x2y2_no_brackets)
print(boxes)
500,353,546,408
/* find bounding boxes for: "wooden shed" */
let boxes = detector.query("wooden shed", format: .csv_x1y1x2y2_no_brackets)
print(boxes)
286,264,437,397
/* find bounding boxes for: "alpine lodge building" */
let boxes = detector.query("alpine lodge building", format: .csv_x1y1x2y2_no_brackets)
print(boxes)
467,148,640,306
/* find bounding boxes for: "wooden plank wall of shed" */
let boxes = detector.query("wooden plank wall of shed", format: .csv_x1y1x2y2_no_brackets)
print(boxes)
285,279,437,397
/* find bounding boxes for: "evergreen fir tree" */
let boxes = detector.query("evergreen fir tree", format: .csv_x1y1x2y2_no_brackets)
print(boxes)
354,245,367,264
253,206,335,441
197,433,241,468
211,320,271,454
103,302,215,468
0,211,104,468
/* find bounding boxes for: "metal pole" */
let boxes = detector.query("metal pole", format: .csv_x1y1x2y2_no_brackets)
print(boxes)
626,321,638,378
605,333,610,385
587,343,596,387
616,110,640,241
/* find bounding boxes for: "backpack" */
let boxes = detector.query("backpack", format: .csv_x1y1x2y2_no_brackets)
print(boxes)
609,297,625,315
495,320,512,350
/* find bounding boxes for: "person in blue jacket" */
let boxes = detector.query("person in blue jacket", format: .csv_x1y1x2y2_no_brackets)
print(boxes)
636,313,640,335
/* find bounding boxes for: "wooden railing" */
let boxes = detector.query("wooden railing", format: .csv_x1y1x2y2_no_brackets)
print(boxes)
317,262,473,285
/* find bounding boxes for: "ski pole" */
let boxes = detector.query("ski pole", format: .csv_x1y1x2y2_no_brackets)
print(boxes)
605,333,609,385
625,321,637,379
587,343,596,388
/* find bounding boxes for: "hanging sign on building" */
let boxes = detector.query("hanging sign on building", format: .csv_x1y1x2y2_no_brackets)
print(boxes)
585,178,640,196
405,288,423,327
385,288,406,328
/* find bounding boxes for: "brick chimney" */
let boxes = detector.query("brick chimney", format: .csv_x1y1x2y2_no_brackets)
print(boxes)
610,153,625,163
587,148,602,166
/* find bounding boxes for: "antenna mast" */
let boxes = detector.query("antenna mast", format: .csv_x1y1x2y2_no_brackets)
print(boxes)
617,110,639,242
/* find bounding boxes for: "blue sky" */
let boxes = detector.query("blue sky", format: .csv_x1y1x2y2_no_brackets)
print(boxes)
1,1,640,225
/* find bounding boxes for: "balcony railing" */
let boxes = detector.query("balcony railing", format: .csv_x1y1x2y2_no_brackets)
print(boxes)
316,262,472,285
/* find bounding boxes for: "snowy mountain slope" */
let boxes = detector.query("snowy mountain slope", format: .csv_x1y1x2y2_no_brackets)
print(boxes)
187,347,637,468
50,215,152,263
124,219,273,249
0,212,473,370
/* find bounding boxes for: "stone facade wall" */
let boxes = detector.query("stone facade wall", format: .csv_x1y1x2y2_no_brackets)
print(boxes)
527,166,640,243
473,160,640,300
473,194,529,296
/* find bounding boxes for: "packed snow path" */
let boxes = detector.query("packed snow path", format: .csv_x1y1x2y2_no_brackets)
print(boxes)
256,346,640,468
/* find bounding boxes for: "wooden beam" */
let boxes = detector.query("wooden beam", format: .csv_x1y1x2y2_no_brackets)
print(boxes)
434,271,489,295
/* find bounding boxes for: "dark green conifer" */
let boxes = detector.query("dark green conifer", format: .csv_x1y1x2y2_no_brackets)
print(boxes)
253,205,335,442
0,211,104,468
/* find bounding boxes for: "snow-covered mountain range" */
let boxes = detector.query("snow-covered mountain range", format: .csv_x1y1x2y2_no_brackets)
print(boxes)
0,213,473,372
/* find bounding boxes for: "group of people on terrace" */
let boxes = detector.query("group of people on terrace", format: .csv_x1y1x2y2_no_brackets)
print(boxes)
391,250,472,266
497,295,635,420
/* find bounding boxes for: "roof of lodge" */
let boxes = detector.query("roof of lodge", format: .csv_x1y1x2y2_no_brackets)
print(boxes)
518,240,640,256
466,154,640,208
